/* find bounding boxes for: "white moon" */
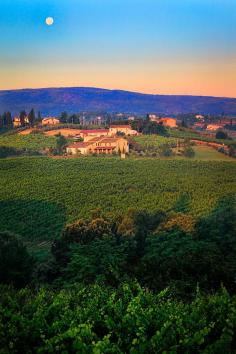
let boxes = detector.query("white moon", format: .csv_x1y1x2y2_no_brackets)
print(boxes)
46,17,54,26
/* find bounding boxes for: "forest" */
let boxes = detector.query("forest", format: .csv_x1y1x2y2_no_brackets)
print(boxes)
1,195,236,352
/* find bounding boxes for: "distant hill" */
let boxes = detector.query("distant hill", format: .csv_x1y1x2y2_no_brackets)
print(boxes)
0,87,236,116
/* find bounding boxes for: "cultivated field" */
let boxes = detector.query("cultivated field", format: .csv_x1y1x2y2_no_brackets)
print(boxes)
0,156,235,246
0,132,56,150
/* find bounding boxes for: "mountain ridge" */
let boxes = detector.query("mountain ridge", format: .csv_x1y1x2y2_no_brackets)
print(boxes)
0,86,236,115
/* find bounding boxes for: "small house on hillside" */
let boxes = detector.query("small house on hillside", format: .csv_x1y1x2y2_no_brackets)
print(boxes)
13,116,29,127
159,118,177,128
109,125,138,136
42,117,60,126
206,124,224,131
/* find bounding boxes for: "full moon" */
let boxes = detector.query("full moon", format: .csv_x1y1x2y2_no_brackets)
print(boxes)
45,17,54,26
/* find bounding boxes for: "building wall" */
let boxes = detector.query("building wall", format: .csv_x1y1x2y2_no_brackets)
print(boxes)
42,118,60,126
66,137,129,156
160,118,177,128
66,147,88,155
109,127,138,136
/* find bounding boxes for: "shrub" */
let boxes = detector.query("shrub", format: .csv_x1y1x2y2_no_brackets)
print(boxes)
183,146,195,158
0,231,34,287
216,130,228,140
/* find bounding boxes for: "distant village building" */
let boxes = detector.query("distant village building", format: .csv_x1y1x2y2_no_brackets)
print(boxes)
147,115,177,128
42,117,60,126
206,124,224,131
195,114,205,120
148,114,159,122
109,125,138,136
13,116,29,127
66,136,129,156
159,118,177,128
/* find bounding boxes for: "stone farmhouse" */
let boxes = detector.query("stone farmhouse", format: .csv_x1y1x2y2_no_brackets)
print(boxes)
109,125,139,136
42,117,60,125
66,136,129,156
66,124,139,156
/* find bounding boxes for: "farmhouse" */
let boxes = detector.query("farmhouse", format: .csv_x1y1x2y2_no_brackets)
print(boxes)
109,125,138,136
78,129,110,140
148,114,159,123
13,116,29,127
206,124,224,131
66,136,129,156
195,114,205,120
42,117,60,126
159,118,177,128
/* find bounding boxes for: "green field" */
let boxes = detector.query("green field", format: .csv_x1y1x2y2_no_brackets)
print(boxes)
0,156,235,246
0,132,56,151
134,135,179,148
134,135,235,161
192,146,236,161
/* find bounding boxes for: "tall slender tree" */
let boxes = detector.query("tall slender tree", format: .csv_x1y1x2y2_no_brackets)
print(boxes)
28,109,36,126
60,112,68,123
5,111,13,127
19,110,27,127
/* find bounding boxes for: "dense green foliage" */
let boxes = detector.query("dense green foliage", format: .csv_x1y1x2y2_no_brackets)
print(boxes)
183,146,195,158
216,130,228,140
1,284,236,353
0,157,236,243
0,232,33,288
39,196,235,295
56,133,68,154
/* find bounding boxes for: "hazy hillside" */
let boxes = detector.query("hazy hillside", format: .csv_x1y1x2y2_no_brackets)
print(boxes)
0,87,236,115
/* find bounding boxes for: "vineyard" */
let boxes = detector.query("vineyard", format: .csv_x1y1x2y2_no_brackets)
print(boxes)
133,135,179,148
0,156,235,246
1,283,236,353
0,132,56,151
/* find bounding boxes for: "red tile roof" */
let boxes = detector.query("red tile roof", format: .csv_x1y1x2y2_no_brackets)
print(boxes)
67,142,91,148
110,125,131,128
80,129,109,134
160,118,176,121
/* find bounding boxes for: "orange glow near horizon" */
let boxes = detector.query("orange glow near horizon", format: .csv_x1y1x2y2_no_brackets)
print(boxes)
1,57,236,98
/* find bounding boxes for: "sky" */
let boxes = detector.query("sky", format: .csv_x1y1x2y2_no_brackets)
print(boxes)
0,0,236,97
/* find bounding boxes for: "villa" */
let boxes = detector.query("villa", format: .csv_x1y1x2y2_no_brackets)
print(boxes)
66,136,129,156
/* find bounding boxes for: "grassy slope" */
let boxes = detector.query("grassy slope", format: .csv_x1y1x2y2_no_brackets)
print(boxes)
134,135,235,161
133,135,179,148
0,156,235,245
0,133,56,150
193,146,236,161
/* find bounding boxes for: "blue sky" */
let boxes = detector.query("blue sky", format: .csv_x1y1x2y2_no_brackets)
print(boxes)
0,0,235,96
